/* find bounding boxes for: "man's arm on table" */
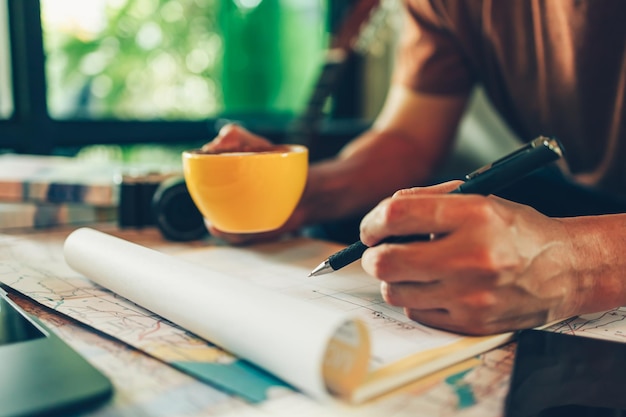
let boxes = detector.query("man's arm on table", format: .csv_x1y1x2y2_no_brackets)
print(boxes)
209,85,469,243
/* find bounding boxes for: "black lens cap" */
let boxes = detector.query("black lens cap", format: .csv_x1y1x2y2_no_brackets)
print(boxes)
152,176,208,241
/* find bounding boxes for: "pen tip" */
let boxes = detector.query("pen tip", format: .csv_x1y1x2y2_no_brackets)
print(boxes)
308,260,332,277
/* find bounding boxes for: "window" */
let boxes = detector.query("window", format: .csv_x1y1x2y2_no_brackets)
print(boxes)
2,0,365,155
41,0,326,121
0,0,12,119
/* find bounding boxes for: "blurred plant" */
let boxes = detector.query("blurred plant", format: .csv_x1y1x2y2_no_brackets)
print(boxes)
42,0,327,121
44,0,221,120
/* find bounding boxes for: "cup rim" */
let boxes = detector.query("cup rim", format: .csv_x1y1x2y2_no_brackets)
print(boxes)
183,144,307,158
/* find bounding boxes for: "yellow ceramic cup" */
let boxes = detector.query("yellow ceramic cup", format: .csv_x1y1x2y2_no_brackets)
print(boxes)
182,145,308,233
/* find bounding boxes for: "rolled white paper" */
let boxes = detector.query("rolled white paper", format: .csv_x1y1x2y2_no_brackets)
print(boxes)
63,227,360,401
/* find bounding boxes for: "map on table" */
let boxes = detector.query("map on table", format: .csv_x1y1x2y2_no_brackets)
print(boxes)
3,230,626,412
0,233,288,403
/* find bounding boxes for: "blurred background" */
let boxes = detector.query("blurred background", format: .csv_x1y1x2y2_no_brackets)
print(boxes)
0,0,519,166
0,0,406,163
0,0,524,235
42,0,324,121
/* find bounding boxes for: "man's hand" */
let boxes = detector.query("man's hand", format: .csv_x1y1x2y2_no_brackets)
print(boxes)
358,182,588,335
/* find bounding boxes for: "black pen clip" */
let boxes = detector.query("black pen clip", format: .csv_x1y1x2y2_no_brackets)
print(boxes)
465,136,564,181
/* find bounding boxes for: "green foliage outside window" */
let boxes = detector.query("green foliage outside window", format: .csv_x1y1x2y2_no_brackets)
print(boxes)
42,0,328,121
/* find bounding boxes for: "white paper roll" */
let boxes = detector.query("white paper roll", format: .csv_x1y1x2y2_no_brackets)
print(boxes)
63,227,365,401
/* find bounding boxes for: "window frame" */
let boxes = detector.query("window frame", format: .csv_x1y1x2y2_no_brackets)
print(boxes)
0,0,12,119
0,0,363,156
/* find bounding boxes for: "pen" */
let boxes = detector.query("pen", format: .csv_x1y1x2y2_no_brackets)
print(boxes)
308,136,565,277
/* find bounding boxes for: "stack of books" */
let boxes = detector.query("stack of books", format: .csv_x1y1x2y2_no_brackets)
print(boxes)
0,153,179,230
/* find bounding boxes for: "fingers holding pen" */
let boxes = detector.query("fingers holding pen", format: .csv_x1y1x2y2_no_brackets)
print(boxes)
359,189,498,283
359,185,573,334
381,280,445,310
359,181,468,248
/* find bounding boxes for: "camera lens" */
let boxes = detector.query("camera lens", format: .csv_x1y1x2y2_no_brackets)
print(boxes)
152,176,207,241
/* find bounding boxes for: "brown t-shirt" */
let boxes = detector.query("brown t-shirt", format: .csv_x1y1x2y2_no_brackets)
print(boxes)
394,0,626,195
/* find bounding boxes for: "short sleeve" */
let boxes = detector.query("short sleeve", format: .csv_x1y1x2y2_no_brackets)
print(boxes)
392,0,475,95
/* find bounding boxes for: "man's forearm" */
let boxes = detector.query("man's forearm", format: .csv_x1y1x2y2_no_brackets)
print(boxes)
296,86,468,228
559,213,626,317
299,129,444,225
